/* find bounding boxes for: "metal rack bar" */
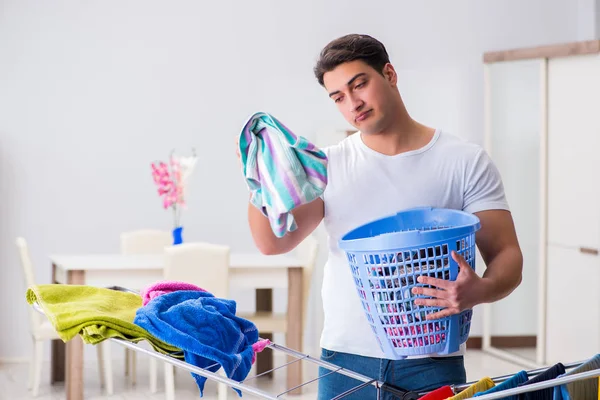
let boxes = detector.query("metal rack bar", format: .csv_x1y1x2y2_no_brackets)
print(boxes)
331,379,379,400
28,286,388,399
464,367,600,400
450,358,587,392
107,336,279,399
266,341,384,386
277,369,339,398
417,357,597,399
241,357,307,384
29,285,600,399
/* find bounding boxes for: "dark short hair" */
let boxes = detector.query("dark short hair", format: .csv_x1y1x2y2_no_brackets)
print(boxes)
314,34,390,86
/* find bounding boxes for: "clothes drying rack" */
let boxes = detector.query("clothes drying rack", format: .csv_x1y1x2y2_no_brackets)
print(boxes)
29,285,600,400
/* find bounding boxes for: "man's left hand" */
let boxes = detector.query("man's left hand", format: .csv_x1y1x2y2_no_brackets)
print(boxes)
411,250,491,320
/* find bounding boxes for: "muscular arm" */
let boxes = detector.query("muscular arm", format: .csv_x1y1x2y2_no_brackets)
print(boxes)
414,208,523,319
248,197,324,255
475,209,523,302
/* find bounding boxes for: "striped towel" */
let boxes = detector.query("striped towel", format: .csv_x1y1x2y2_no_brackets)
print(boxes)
239,112,328,238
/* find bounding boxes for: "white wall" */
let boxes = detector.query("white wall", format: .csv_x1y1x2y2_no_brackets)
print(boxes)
577,0,600,39
596,0,600,38
0,0,592,362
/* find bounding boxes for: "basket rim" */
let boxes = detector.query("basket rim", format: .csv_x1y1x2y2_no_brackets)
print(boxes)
338,206,481,251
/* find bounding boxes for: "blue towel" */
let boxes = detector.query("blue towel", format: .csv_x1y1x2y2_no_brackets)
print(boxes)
239,112,328,238
553,354,600,400
553,373,572,400
133,290,259,397
473,370,528,399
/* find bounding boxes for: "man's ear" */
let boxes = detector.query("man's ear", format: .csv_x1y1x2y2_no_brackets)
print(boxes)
382,63,397,85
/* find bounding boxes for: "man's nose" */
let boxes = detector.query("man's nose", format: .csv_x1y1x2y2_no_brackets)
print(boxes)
349,95,364,112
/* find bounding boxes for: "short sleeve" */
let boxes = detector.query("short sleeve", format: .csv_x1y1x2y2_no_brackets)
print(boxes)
463,148,510,214
319,145,333,201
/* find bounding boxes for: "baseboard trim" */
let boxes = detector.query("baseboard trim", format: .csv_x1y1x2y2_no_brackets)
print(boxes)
467,336,537,349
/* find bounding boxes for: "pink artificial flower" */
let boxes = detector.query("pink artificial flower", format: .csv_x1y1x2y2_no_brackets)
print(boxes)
151,150,197,225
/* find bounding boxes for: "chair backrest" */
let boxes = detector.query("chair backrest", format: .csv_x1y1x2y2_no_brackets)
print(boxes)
16,237,43,329
294,234,319,324
163,242,230,299
120,230,172,255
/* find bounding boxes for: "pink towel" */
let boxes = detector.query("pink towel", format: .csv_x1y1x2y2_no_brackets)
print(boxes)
251,339,271,364
141,281,206,306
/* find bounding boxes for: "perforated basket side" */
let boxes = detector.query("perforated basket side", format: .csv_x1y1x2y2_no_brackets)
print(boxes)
345,230,477,359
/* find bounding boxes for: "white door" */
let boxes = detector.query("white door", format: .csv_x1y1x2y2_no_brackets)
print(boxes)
547,54,600,249
545,244,600,364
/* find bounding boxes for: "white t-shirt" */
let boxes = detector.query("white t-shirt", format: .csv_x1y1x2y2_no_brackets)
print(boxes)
319,129,510,359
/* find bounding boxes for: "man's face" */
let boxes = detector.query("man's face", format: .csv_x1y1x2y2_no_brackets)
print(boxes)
323,60,397,135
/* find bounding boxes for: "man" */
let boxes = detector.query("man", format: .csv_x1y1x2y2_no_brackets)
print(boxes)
244,34,523,399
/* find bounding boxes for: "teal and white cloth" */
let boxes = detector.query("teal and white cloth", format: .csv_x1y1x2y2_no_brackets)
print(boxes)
239,112,328,238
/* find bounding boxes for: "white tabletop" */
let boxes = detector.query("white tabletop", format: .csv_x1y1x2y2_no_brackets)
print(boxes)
49,253,303,271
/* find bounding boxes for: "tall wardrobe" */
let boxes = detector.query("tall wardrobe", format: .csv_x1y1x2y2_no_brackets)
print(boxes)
483,40,600,366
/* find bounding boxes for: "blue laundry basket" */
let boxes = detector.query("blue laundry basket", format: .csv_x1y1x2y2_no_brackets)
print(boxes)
338,207,481,359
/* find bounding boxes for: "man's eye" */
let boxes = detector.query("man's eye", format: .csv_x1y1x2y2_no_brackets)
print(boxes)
355,82,365,89
334,97,343,103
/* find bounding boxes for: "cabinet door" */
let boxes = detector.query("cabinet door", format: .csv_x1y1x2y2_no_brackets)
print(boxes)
545,244,600,364
547,54,600,249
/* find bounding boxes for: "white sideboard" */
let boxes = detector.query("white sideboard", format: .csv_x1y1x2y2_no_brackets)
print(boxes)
483,40,600,366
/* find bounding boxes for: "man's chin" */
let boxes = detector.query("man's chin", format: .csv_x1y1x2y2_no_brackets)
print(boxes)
356,124,378,135
353,118,382,135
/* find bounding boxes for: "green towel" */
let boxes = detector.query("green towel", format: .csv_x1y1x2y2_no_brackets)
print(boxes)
26,284,182,357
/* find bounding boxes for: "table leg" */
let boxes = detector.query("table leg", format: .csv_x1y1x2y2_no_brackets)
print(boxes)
255,288,273,378
66,270,85,400
286,267,303,395
66,336,84,400
51,263,65,385
51,340,65,385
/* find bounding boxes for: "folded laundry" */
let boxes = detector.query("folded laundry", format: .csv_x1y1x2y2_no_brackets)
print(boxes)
25,284,182,356
134,290,267,397
239,111,328,238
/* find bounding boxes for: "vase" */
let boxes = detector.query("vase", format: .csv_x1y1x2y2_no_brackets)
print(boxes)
172,226,183,245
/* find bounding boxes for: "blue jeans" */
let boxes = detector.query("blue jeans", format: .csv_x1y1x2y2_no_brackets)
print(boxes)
317,348,466,399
